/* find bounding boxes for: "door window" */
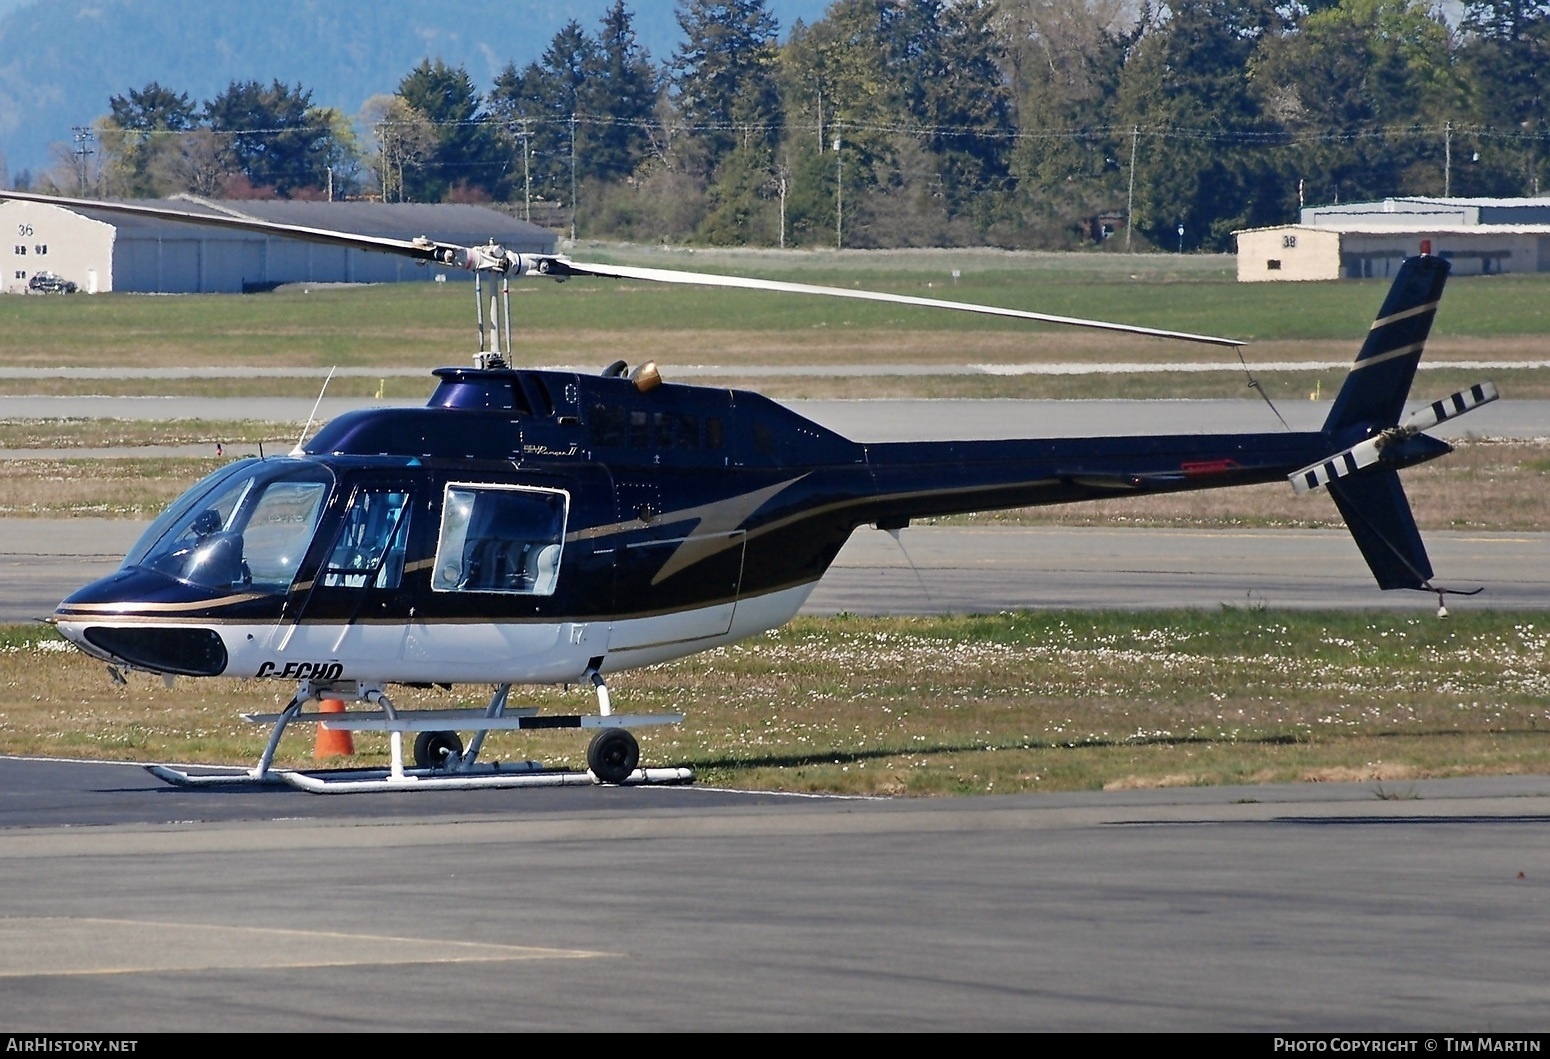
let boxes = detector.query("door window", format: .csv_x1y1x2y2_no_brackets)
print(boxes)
432,485,567,596
323,489,412,589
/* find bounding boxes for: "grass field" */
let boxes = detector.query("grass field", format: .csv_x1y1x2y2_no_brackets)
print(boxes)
2,610,1546,795
1,248,1548,372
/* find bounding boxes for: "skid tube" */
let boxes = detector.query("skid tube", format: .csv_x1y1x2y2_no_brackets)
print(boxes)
144,677,695,793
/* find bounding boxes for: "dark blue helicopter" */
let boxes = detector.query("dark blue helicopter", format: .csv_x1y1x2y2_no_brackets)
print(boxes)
1,192,1496,791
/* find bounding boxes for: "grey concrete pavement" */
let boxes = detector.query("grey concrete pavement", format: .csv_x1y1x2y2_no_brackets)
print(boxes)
0,395,1544,439
6,521,1549,620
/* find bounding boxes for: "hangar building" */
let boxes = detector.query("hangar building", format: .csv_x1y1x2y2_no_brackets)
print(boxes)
2,197,556,294
1233,196,1550,282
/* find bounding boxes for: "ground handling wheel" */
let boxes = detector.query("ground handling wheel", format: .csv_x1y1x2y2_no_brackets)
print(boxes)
413,729,464,770
587,728,640,784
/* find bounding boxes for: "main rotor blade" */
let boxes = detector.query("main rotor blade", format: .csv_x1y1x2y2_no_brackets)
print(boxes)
558,260,1244,348
0,190,463,264
2,190,1243,347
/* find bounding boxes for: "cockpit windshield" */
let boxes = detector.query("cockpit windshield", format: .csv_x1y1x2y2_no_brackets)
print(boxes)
125,460,334,594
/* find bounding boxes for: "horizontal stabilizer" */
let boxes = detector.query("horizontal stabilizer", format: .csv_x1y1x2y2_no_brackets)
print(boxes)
1290,381,1497,494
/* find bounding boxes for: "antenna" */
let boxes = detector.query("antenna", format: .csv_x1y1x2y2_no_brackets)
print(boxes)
877,519,932,605
293,366,337,455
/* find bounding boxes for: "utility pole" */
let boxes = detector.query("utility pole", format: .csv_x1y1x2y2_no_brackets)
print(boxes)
570,112,578,241
376,121,389,202
71,126,95,197
1444,120,1452,197
1125,125,1138,252
520,120,531,223
833,135,842,250
778,172,788,249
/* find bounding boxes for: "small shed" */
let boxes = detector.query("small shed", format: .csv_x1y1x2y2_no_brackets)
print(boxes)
1232,225,1342,282
1235,223,1550,282
1234,196,1550,281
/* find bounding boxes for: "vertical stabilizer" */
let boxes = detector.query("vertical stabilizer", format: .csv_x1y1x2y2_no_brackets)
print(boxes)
1323,255,1450,432
1326,470,1433,590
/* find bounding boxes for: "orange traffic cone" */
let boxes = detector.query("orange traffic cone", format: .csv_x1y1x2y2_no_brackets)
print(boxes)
314,698,354,759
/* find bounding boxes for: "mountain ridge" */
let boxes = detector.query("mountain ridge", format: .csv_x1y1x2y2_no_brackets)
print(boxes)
0,0,828,184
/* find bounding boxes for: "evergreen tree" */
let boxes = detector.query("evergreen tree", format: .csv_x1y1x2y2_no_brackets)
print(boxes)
1113,1,1287,250
670,0,783,242
1254,0,1465,204
583,1,660,181
672,0,782,169
885,0,1014,219
1459,0,1550,194
779,3,908,245
490,23,595,204
1003,1,1135,243
109,82,197,134
204,80,335,197
100,82,198,197
397,60,506,201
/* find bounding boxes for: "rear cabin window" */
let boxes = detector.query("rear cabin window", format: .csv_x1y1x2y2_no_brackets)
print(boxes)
590,404,627,447
590,404,724,453
432,485,567,596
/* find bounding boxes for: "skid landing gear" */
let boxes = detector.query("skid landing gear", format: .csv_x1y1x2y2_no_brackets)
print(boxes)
146,677,693,794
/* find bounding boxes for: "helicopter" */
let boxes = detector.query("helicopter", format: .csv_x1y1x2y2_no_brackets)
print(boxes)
0,190,1498,792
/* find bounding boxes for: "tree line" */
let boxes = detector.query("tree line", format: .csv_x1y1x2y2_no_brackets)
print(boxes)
26,0,1550,252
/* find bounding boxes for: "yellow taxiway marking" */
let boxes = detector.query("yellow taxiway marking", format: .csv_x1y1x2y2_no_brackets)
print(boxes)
0,917,608,977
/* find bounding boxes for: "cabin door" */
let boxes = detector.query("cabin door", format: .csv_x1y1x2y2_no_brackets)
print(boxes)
278,478,417,666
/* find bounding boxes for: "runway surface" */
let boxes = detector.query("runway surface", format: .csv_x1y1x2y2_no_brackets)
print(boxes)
1,394,1545,440
1,756,1547,1031
6,520,1550,621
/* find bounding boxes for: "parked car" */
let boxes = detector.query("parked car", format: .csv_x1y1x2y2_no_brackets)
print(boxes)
27,271,77,294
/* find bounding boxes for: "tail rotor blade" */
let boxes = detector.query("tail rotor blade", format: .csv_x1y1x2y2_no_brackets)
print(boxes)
1400,381,1499,435
1291,380,1498,494
1291,437,1384,494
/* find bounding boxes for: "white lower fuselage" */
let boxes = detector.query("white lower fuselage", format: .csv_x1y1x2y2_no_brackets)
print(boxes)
57,582,817,686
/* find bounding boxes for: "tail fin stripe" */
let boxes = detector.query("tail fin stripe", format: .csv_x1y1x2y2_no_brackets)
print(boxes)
1369,300,1439,331
1351,341,1426,371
